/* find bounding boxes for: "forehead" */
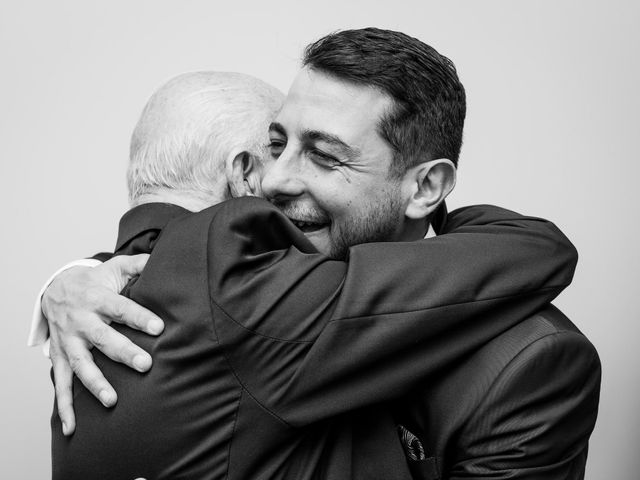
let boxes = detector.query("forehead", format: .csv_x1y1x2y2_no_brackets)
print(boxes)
276,67,393,144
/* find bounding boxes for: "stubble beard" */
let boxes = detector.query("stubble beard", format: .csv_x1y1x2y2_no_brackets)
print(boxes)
329,190,405,260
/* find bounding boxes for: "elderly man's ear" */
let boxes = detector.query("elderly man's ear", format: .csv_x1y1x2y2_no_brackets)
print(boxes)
402,159,457,219
226,150,264,198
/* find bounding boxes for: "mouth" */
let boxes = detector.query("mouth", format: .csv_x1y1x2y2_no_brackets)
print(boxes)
289,219,329,234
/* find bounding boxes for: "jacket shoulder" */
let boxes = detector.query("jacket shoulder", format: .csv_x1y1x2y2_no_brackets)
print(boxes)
436,305,599,416
402,305,600,448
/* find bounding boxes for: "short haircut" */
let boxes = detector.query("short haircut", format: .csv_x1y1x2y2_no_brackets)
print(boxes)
127,72,283,205
303,28,466,175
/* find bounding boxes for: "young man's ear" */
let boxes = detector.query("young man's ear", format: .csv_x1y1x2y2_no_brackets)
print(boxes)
225,150,264,198
402,159,456,220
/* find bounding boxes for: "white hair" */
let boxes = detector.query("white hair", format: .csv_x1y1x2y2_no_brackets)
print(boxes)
127,71,283,205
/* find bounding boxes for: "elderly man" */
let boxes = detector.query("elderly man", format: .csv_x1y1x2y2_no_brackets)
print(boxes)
35,29,599,480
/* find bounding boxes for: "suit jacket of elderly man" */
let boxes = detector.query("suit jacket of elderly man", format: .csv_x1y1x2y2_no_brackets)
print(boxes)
51,197,596,480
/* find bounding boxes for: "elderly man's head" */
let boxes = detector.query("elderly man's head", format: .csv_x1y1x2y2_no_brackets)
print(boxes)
127,71,283,210
263,28,465,259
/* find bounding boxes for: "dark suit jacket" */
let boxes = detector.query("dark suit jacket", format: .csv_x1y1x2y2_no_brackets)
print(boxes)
51,198,581,480
393,305,600,480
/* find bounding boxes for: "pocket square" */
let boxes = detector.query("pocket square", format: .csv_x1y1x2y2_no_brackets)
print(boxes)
397,424,426,461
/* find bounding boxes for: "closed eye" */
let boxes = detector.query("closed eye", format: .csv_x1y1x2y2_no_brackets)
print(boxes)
308,149,341,166
268,139,286,158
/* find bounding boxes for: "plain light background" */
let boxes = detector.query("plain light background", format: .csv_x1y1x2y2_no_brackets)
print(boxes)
1,0,638,478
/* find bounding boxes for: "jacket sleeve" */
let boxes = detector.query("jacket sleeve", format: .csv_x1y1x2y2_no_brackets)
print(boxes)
207,197,578,426
449,331,601,480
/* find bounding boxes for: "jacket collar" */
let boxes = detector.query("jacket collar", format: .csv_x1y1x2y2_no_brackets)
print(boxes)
115,203,190,252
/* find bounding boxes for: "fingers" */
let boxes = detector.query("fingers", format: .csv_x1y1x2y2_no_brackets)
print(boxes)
42,254,161,418
51,354,76,436
95,289,164,336
65,337,118,408
90,255,165,335
86,321,152,372
44,254,164,337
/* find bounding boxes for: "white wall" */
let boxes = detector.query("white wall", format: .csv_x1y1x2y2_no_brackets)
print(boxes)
1,0,637,478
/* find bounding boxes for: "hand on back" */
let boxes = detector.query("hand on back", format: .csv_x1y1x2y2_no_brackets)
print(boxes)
43,254,164,435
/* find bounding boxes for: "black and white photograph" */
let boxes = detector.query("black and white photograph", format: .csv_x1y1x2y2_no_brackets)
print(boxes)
2,1,638,478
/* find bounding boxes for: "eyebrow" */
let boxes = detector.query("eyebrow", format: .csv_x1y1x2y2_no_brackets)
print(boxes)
302,129,361,160
269,122,286,136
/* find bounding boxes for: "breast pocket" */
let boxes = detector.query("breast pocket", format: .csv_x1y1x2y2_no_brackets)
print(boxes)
397,425,441,480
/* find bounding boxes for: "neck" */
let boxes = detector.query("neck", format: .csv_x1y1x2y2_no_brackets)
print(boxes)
131,190,218,212
398,217,431,241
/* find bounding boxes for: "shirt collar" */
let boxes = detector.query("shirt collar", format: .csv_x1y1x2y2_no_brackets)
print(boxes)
115,202,191,252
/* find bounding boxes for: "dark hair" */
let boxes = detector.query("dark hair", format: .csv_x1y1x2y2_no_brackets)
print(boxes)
303,28,466,175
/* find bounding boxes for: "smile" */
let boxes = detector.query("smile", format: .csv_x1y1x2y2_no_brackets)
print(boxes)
290,219,328,233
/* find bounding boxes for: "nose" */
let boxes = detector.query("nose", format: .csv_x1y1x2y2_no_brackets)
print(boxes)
261,148,306,201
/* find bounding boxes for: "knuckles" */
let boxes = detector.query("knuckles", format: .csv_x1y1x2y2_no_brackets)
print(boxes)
90,324,111,349
82,285,108,309
67,351,89,375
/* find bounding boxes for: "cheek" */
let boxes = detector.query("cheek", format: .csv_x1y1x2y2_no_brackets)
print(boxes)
308,176,352,211
327,195,368,228
310,171,378,220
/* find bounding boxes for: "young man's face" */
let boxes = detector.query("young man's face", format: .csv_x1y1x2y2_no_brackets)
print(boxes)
262,67,409,259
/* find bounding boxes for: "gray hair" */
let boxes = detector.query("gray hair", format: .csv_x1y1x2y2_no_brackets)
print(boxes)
127,71,283,205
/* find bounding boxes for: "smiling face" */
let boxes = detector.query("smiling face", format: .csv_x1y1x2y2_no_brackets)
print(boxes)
261,67,416,259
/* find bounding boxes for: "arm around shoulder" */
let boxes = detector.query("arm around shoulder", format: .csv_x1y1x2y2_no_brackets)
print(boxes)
205,201,584,425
